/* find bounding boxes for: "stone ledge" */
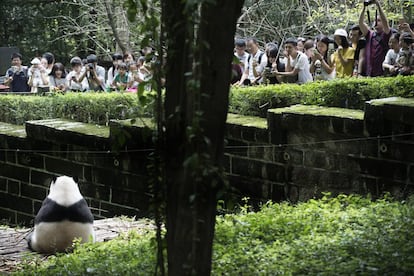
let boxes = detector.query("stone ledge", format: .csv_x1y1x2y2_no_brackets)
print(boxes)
226,113,268,129
0,122,26,138
268,104,364,120
25,119,110,149
365,97,414,136
267,105,365,137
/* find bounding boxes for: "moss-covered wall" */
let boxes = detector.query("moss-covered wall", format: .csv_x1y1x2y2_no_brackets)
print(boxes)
1,97,414,225
226,97,414,202
0,119,153,225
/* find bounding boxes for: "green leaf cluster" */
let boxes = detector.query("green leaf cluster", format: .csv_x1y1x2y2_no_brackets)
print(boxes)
15,231,157,276
230,76,414,117
14,194,414,275
0,92,154,125
213,194,414,275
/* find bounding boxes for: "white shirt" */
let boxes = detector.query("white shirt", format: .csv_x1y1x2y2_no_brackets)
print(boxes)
66,70,89,91
291,52,313,84
383,49,399,67
245,50,268,83
234,52,249,73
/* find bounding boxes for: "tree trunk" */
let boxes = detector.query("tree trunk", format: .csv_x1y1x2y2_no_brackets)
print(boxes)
162,1,244,275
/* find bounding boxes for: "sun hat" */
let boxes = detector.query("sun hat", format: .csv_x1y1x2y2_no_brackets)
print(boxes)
334,28,348,37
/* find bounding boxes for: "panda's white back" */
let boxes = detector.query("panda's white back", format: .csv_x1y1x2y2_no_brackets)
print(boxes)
29,221,95,253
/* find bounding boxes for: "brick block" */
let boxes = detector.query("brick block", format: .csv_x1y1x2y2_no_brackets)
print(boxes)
30,170,54,187
0,192,32,213
44,157,84,178
0,208,15,225
226,139,249,157
16,212,34,226
21,183,48,201
7,179,20,195
110,187,150,211
304,151,339,170
0,177,7,191
17,152,44,169
0,162,30,182
356,157,408,181
100,201,143,218
78,181,110,202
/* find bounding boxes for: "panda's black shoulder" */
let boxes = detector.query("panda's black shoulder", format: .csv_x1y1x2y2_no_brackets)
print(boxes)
34,198,93,224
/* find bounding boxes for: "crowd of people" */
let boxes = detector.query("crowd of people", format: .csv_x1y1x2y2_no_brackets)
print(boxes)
232,0,414,86
3,49,153,93
3,1,414,93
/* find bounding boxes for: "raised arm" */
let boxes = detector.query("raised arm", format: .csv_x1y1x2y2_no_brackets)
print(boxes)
359,4,370,37
376,0,390,34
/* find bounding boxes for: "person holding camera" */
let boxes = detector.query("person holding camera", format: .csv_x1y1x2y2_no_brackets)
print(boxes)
27,57,49,93
273,37,313,84
310,35,335,81
79,54,106,91
4,53,30,92
359,0,391,77
66,56,89,92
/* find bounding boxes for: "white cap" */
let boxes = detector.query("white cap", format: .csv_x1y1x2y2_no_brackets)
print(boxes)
31,57,41,65
334,28,348,37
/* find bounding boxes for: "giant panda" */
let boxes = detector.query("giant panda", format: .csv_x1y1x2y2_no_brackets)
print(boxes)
28,175,95,254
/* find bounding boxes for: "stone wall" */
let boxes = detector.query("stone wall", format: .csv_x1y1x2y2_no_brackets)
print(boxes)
226,97,414,203
0,118,153,225
1,96,414,225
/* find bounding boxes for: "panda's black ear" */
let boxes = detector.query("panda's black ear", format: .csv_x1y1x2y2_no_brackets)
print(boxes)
51,175,57,183
73,176,79,183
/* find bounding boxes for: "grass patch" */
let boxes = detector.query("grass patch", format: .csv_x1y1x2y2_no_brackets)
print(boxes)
14,194,414,275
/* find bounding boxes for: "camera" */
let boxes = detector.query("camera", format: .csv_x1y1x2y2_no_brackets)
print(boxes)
364,0,374,6
88,63,94,69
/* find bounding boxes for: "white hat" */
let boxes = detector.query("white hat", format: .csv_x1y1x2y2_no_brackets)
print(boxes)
334,28,348,37
31,57,41,65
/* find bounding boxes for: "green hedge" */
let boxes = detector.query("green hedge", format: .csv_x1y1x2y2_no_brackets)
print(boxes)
230,76,414,117
1,76,414,125
0,92,154,125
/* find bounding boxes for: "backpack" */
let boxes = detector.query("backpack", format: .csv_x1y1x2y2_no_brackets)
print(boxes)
247,52,264,68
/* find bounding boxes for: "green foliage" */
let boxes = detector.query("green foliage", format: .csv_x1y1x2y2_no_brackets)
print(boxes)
15,231,157,276
0,92,154,125
213,194,414,275
15,194,414,275
230,76,414,117
240,0,405,44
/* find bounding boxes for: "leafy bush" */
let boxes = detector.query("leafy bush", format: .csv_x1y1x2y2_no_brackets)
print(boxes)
15,194,414,275
16,231,157,276
0,92,154,125
230,76,414,117
213,194,414,275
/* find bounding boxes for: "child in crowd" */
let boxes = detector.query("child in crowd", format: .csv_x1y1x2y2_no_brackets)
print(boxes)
66,57,89,92
111,63,129,91
49,62,68,93
106,53,123,89
396,32,414,75
383,33,401,76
